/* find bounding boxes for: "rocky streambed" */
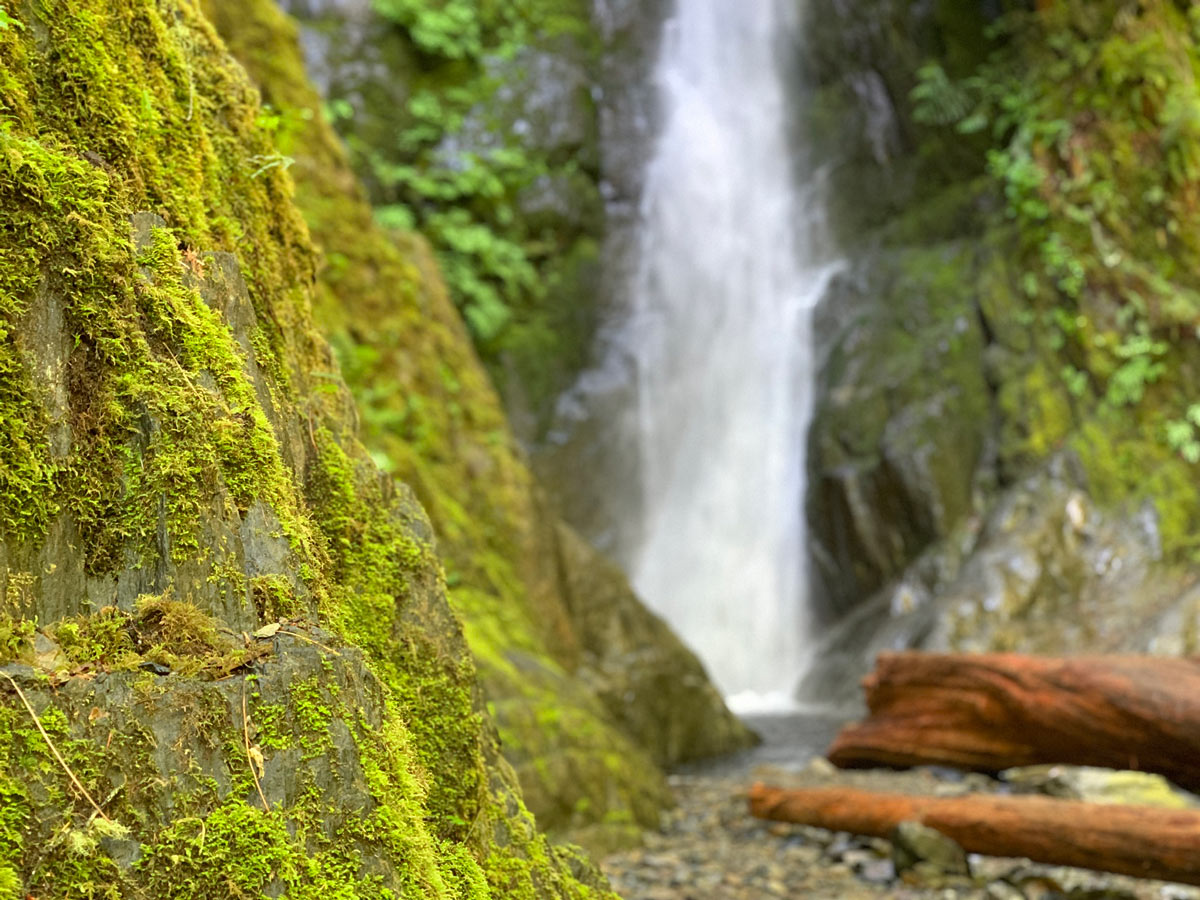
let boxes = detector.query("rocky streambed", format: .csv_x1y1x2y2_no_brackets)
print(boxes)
602,714,1200,900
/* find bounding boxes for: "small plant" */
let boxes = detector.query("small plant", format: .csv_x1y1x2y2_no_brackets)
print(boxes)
1167,405,1200,463
0,617,34,664
1061,365,1089,399
247,153,294,179
910,62,975,127
1105,333,1168,407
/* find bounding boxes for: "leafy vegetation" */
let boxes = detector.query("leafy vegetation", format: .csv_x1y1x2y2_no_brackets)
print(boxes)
324,0,600,381
910,0,1200,553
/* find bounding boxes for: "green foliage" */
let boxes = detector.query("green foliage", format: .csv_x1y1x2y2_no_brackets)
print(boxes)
373,0,485,59
911,62,975,127
332,0,596,353
1166,404,1200,463
0,620,34,665
0,866,18,900
1105,333,1167,407
913,0,1200,499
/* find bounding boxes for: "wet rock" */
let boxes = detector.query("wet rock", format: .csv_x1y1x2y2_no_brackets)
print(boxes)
554,522,758,767
891,822,971,878
32,632,66,671
807,244,990,619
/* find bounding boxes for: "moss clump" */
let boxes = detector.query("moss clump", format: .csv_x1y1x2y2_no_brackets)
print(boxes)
0,620,34,666
44,596,269,678
1073,411,1200,558
250,574,302,620
0,775,27,900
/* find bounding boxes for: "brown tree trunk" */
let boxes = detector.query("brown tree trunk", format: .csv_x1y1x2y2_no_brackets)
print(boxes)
826,652,1200,790
748,784,1200,885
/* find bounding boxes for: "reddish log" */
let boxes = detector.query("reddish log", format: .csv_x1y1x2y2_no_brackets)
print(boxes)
748,784,1200,885
826,652,1200,790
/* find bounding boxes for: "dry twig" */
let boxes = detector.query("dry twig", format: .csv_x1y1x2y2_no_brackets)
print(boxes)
241,681,271,812
1,672,112,822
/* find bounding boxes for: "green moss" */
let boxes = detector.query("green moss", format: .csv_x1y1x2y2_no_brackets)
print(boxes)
0,0,325,575
251,574,301,620
0,775,27,896
136,796,448,900
1073,411,1200,559
45,596,268,678
997,362,1075,465
289,677,334,761
250,700,291,751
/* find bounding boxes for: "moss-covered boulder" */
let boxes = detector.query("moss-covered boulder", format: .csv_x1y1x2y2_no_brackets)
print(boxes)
199,0,752,849
0,0,620,894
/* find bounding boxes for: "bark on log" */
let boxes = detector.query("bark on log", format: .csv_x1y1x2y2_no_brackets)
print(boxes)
827,652,1200,790
748,784,1200,885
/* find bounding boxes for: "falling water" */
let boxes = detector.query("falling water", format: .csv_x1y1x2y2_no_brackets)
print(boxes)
622,0,837,710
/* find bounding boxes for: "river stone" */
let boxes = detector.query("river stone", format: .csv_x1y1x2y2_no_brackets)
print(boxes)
891,821,970,878
984,883,1025,900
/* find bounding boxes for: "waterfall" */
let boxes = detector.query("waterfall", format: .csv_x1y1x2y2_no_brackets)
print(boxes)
618,0,838,710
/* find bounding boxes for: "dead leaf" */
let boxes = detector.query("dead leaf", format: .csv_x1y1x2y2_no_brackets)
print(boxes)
253,622,281,640
247,744,265,780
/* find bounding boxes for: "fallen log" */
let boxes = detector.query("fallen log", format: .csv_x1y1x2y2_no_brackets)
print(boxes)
748,784,1200,885
827,651,1200,790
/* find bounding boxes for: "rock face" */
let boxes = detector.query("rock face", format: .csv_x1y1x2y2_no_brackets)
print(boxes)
202,0,753,851
808,245,991,618
275,0,609,441
0,0,645,893
801,0,1200,699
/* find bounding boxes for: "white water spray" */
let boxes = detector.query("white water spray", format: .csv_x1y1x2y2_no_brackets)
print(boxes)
621,0,837,710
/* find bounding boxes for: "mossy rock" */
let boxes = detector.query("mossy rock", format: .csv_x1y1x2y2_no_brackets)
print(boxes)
808,243,990,614
0,1,617,894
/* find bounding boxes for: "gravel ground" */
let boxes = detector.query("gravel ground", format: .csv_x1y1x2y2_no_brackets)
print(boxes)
601,716,1200,900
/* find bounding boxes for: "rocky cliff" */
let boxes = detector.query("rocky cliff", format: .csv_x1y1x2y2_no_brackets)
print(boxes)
802,0,1200,702
0,0,744,893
